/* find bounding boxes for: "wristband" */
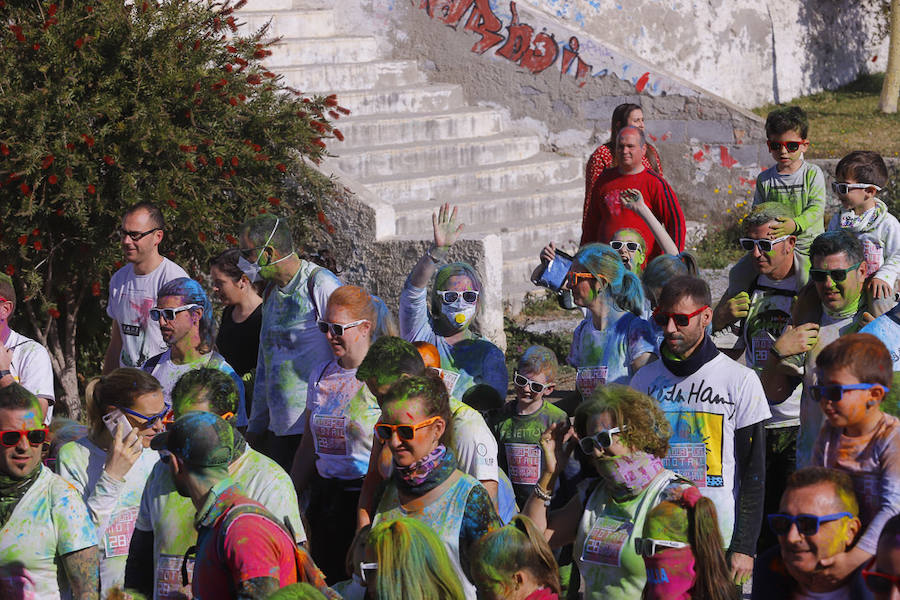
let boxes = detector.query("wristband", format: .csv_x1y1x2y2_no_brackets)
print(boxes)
770,346,785,361
0,370,10,379
533,484,552,502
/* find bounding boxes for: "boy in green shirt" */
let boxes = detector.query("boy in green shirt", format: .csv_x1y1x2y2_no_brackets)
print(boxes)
490,345,568,507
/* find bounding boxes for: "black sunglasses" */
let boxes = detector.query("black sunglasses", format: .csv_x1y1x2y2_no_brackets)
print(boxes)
809,262,862,283
118,227,161,241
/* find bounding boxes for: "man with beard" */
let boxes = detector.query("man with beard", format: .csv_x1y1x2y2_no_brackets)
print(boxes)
631,275,771,587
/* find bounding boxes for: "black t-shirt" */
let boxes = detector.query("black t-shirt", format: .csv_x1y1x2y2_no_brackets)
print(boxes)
216,304,262,376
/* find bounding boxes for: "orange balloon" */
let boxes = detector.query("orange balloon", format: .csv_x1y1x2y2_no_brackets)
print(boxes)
413,341,441,369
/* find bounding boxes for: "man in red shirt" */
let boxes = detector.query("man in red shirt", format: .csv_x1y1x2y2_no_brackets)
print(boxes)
152,411,332,599
581,126,685,267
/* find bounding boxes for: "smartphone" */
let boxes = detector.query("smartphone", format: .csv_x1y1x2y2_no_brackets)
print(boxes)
532,249,574,293
102,409,133,437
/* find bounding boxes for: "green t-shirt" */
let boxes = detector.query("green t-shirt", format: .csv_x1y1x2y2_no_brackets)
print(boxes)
753,161,827,253
490,400,568,506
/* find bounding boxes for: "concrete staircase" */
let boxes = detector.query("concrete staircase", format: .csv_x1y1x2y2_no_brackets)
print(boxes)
237,0,584,306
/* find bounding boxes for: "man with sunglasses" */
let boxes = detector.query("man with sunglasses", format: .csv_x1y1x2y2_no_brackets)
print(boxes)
631,275,771,587
238,214,341,471
0,273,55,426
752,467,868,600
0,384,99,599
104,201,188,374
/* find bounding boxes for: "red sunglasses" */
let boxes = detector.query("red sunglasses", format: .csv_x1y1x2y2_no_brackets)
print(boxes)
0,428,50,447
863,558,900,594
766,140,806,153
652,306,708,327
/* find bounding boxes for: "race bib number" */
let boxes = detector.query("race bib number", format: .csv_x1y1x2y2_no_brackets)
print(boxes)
504,443,541,486
863,240,884,277
576,367,608,398
312,414,348,456
121,323,141,336
664,443,707,487
436,369,460,396
751,333,775,367
104,507,139,558
581,515,632,567
157,554,193,600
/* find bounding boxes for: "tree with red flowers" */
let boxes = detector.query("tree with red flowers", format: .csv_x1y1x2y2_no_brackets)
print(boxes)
0,0,345,417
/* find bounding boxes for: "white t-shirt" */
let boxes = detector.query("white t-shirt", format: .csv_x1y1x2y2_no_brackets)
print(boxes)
450,398,499,483
5,329,55,423
56,437,159,596
630,353,771,545
0,466,97,600
135,446,305,600
147,349,247,428
107,258,188,368
307,359,381,480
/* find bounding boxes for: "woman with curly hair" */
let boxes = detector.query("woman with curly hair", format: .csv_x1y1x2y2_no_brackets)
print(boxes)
522,385,690,600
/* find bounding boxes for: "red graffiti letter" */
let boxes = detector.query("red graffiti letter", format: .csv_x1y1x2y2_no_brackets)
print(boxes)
520,31,558,73
428,0,472,26
464,0,504,53
496,2,533,63
561,37,592,81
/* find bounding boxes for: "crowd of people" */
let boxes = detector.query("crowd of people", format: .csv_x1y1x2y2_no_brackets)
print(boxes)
1,101,900,600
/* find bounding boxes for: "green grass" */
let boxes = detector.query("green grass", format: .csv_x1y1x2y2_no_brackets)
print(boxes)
753,73,900,159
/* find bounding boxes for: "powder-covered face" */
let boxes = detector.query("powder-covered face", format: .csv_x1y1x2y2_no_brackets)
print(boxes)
584,411,632,459
815,366,878,430
566,260,604,307
113,390,167,447
778,482,857,575
767,129,808,171
156,294,199,348
0,406,44,478
811,251,865,315
626,108,644,131
435,274,478,332
514,368,554,405
643,501,690,544
611,229,646,273
379,396,444,467
746,223,794,278
324,304,372,363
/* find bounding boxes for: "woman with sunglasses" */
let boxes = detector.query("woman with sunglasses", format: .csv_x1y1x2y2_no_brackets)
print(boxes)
522,385,688,600
560,243,656,395
372,374,500,598
636,488,736,600
291,285,385,583
56,367,165,595
399,203,507,401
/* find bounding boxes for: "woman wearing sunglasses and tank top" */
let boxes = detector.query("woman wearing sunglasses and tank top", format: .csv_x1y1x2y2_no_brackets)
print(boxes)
56,368,165,596
372,374,500,599
522,385,690,600
291,285,388,583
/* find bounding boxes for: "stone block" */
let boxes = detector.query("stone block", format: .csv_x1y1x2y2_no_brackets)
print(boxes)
581,96,640,121
687,120,734,143
644,120,687,144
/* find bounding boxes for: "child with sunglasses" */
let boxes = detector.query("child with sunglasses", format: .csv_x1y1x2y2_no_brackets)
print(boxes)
753,106,826,274
807,334,900,584
490,346,568,508
826,151,900,317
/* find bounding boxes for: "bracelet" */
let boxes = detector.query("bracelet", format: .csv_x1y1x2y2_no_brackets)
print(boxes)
770,346,785,361
533,484,552,502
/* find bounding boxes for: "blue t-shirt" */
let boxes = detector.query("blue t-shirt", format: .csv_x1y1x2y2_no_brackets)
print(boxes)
861,308,900,369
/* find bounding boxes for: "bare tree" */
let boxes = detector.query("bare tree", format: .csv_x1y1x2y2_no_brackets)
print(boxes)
881,0,900,112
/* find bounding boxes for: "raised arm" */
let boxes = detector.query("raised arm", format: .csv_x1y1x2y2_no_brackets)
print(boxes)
621,188,679,255
408,203,464,290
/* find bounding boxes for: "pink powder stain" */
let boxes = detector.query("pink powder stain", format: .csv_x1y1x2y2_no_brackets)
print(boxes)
635,72,650,92
719,146,738,168
661,132,670,141
692,150,704,162
648,134,658,142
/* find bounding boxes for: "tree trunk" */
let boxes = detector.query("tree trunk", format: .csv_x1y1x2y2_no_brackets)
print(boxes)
881,0,900,113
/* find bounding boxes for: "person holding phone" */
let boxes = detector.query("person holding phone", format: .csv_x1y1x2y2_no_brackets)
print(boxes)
56,368,165,595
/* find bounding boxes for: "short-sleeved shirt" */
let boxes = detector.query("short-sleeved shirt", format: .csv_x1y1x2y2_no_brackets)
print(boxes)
0,466,98,600
135,446,305,600
307,359,381,480
450,398,499,484
147,349,247,428
4,329,54,421
630,353,771,545
861,307,900,370
567,310,656,394
216,304,262,376
107,258,188,368
490,400,568,506
56,437,159,595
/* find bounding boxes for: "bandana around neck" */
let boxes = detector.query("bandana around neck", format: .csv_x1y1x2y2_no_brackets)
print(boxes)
0,464,41,527
839,200,884,233
594,451,665,500
393,444,456,495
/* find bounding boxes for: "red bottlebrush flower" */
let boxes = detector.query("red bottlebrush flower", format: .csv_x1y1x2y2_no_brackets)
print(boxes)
33,240,42,251
312,138,326,148
55,208,63,216
103,155,115,165
235,57,248,67
238,94,246,102
229,169,236,176
4,266,14,277
18,235,27,245
243,139,252,146
326,223,335,235
48,175,58,184
32,43,40,50
185,160,196,172
263,71,275,78
167,199,176,208
230,156,238,167
225,234,238,245
211,78,227,90
247,74,261,85
41,155,55,169
258,208,267,214
198,232,207,242
310,121,326,134
42,17,57,30
81,133,94,147
253,49,270,59
74,37,84,48
224,63,233,73
31,229,39,236
222,171,231,180
337,106,351,115
226,45,236,53
0,144,8,155
215,156,224,167
65,142,75,150
333,129,344,142
86,5,93,12
229,97,237,106
193,39,201,51
203,139,213,146
193,82,202,92
19,183,30,195
141,1,148,12
179,144,196,152
276,163,286,173
268,197,280,206
328,110,340,120
198,155,208,166
9,25,25,43
226,16,236,31
194,98,203,106
64,167,73,177
325,94,338,106
48,4,57,15
86,184,95,194
114,260,123,269
254,154,269,161
91,281,101,297
252,144,261,152
184,111,191,119
316,210,326,224
48,308,61,319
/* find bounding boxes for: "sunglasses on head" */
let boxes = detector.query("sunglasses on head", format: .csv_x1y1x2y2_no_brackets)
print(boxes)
118,404,171,428
117,227,161,241
863,558,900,595
767,512,852,536
0,428,49,447
149,304,200,322
652,306,708,328
634,537,689,557
514,372,548,394
738,235,791,253
374,415,441,442
766,140,805,153
317,319,369,337
437,290,479,304
611,240,641,252
811,383,887,403
832,181,881,195
809,262,862,283
578,425,625,454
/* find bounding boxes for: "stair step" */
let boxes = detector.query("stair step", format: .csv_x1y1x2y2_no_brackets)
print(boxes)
361,155,582,205
333,132,540,178
275,60,424,93
328,84,465,117
392,182,582,234
237,9,335,38
336,108,505,147
267,36,379,65
487,213,582,255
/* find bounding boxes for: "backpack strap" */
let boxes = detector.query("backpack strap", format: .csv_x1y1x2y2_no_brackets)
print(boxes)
141,352,165,374
306,266,323,321
216,503,298,573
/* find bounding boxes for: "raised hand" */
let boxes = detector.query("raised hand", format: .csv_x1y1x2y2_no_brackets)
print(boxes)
432,203,463,249
104,421,142,480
